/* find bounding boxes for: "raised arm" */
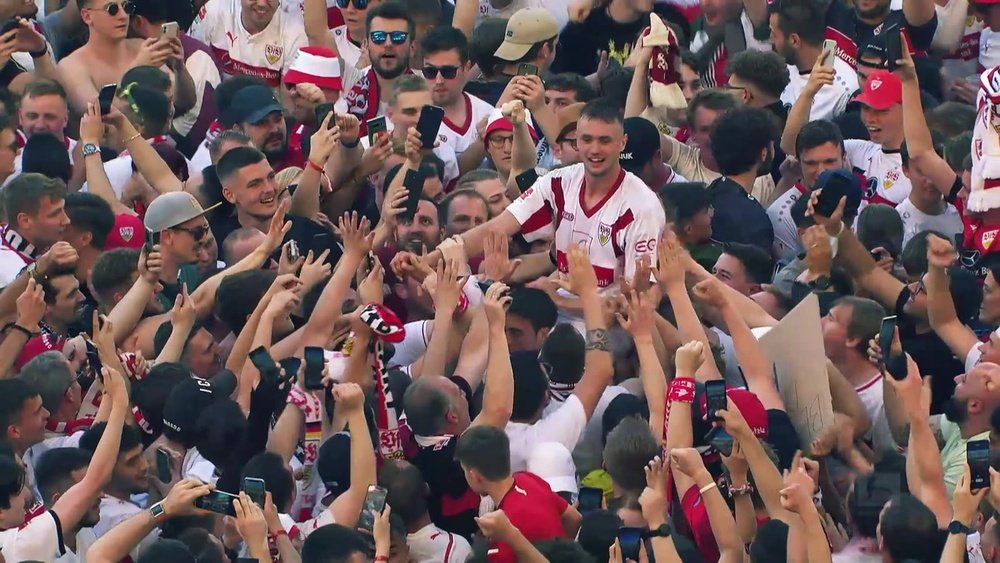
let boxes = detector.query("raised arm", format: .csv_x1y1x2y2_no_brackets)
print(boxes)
619,289,668,437
108,109,184,193
0,279,44,378
780,50,834,155
780,454,833,563
670,448,745,562
452,0,478,39
422,259,467,378
470,283,515,429
301,213,371,344
106,248,161,346
79,102,134,215
329,383,377,527
925,234,979,361
303,0,337,50
153,285,196,365
625,43,653,118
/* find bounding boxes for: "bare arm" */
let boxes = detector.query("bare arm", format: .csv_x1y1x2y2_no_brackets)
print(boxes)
453,0,478,39
57,55,98,116
926,235,978,360
453,306,489,390
624,46,653,118
106,250,159,346
657,236,721,379
470,284,515,429
303,0,337,50
903,0,936,27
567,250,615,420
329,384,377,527
80,111,133,214
113,112,184,193
780,52,834,155
827,361,872,438
900,53,961,197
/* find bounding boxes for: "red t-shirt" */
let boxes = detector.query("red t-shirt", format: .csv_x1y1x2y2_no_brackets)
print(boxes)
492,472,569,562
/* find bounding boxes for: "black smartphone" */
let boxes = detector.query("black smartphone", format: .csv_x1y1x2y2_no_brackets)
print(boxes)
312,233,330,254
367,115,388,146
885,24,901,71
969,440,991,490
242,477,266,507
85,340,103,379
517,63,538,76
705,380,727,422
402,168,425,221
280,357,302,382
815,171,852,216
143,227,155,256
0,19,19,35
415,105,444,149
98,83,117,115
514,169,539,193
357,485,388,532
879,315,907,380
314,102,336,129
249,346,281,383
618,527,643,561
578,486,603,513
155,447,171,483
195,490,239,516
705,426,734,457
303,346,326,391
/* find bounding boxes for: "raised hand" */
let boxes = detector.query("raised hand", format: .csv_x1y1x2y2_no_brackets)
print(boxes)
373,504,392,557
691,277,728,309
431,259,469,313
716,397,754,441
36,241,78,275
162,479,215,518
483,282,513,324
554,245,598,296
669,447,707,477
233,492,269,547
359,132,393,177
80,101,105,144
804,46,835,97
801,224,833,276
15,278,44,330
309,113,341,167
475,510,517,543
333,382,364,412
133,36,174,68
101,365,128,405
482,231,521,282
138,245,163,284
805,189,846,236
277,241,305,275
674,340,705,377
616,289,654,339
654,231,686,288
337,211,374,258
926,232,958,269
336,113,361,145
954,466,988,525
639,456,668,526
299,249,333,289
170,283,196,327
262,199,293,255
357,257,385,305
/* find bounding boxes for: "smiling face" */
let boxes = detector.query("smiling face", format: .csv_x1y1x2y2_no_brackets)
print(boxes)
799,141,845,188
860,104,903,147
240,0,278,31
222,159,279,220
576,116,627,178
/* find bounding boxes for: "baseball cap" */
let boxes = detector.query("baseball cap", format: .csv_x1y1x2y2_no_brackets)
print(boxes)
556,102,585,142
538,323,585,385
226,84,284,125
284,46,343,91
143,192,219,232
620,117,660,174
14,333,66,374
527,442,579,496
483,107,539,149
813,168,863,221
691,384,769,445
318,432,352,497
104,213,146,250
851,70,902,110
162,369,238,445
494,8,558,62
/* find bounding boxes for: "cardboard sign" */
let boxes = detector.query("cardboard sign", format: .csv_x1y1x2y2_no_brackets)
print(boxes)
758,294,834,452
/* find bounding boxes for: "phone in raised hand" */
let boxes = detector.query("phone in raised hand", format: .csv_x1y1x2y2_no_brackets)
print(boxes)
160,21,179,40
822,39,837,68
98,83,117,115
357,485,388,532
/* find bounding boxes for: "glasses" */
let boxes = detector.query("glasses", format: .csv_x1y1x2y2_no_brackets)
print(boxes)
423,65,459,80
335,0,368,8
90,0,135,16
369,30,408,45
488,135,514,148
171,225,209,242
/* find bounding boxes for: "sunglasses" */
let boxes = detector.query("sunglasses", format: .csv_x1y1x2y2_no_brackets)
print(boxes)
335,0,368,8
91,0,135,16
171,225,209,242
369,30,408,45
423,65,459,80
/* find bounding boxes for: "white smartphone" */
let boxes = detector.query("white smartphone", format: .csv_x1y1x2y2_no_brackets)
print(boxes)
822,39,837,68
160,21,179,40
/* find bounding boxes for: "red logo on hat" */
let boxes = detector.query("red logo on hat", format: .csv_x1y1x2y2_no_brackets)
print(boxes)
119,226,134,242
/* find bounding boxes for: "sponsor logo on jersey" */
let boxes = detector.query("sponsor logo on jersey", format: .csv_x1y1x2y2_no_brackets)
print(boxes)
265,44,283,65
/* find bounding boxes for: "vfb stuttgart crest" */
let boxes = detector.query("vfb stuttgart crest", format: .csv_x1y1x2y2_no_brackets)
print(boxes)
265,44,283,66
598,223,612,246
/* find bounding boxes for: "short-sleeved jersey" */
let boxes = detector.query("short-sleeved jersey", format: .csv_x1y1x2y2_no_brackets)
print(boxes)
492,472,569,563
189,0,307,87
438,92,495,156
845,139,911,207
325,6,364,69
505,164,666,288
780,56,859,120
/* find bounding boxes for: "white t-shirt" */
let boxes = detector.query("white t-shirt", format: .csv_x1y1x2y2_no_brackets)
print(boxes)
766,184,809,259
189,0,308,87
894,198,964,247
324,5,364,69
505,394,588,472
407,522,474,563
438,93,495,157
854,372,896,454
505,164,666,289
845,139,911,207
0,227,35,288
0,510,63,562
81,149,195,198
780,56,858,120
92,495,158,560
182,447,218,484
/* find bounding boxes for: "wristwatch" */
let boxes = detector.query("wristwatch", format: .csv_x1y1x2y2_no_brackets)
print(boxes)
645,523,672,538
24,262,47,283
948,520,972,535
82,143,100,158
149,501,167,524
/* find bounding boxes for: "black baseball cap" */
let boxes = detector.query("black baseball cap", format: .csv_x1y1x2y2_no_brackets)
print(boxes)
620,117,660,174
538,323,585,385
162,369,237,446
225,85,284,125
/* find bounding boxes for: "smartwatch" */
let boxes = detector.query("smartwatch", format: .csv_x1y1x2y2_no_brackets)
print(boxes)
149,501,167,524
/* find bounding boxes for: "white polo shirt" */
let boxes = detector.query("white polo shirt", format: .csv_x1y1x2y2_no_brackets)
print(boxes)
780,56,858,120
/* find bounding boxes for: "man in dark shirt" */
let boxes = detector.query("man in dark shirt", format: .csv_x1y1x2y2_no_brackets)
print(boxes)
823,0,937,58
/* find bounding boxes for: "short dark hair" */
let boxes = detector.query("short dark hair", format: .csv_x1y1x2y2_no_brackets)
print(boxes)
40,264,76,304
22,78,67,101
34,447,92,505
726,50,791,98
120,83,171,136
926,101,977,139
0,455,25,510
880,494,946,562
577,510,623,562
710,107,776,176
545,73,598,103
379,460,429,526
216,146,267,186
769,0,825,45
659,182,710,224
22,133,72,183
402,376,451,436
455,425,510,481
507,287,557,332
65,193,115,249
215,269,278,332
301,523,371,563
90,248,140,306
510,352,549,421
722,242,774,284
535,539,599,563
832,296,885,354
4,173,67,224
750,519,789,562
137,539,196,563
420,25,470,63
580,100,624,126
0,377,40,438
409,0,442,24
795,120,845,159
366,1,415,35
687,88,736,130
175,528,226,563
242,451,296,513
438,189,490,224
121,66,171,94
192,399,246,464
208,130,252,164
456,169,502,190
79,421,143,459
153,320,206,360
857,203,904,258
468,17,508,76
518,36,557,65
602,416,658,493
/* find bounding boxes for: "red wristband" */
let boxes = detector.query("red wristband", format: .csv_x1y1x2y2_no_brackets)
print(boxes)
375,556,389,562
668,377,696,404
272,529,288,539
307,159,324,173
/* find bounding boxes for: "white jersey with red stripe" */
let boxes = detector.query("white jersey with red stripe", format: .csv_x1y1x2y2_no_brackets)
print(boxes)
980,28,1000,72
845,139,911,207
942,14,983,80
189,0,308,87
767,183,810,259
324,5,364,69
438,92,495,156
505,164,666,288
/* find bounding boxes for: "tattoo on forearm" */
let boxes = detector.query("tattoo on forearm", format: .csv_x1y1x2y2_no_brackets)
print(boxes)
585,328,610,351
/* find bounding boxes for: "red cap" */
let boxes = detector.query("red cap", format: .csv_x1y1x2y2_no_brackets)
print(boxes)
698,387,769,438
15,333,66,373
851,69,902,110
104,214,146,250
482,113,539,150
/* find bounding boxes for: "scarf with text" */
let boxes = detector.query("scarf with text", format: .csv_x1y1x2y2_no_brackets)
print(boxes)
358,303,405,460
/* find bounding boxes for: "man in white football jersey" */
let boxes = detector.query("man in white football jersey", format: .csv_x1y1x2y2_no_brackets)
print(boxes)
424,100,666,290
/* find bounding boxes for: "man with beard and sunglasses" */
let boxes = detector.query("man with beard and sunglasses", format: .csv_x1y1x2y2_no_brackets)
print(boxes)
57,0,186,117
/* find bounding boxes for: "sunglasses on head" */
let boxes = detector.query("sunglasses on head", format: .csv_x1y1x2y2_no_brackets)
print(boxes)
335,0,369,8
171,224,209,242
369,30,408,45
93,0,135,16
423,65,459,80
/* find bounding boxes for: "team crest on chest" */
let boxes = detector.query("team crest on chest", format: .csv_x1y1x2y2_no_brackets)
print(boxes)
265,44,283,65
598,223,612,246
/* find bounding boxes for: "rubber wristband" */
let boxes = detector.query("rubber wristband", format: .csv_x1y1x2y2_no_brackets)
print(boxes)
307,159,325,173
272,529,288,540
668,378,696,404
699,482,718,495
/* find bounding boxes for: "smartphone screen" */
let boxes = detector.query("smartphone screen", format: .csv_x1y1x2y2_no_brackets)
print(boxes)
314,102,336,128
822,39,837,68
303,347,326,391
578,487,603,513
705,380,727,422
195,490,239,516
367,116,388,146
514,169,539,193
618,527,643,560
517,63,538,76
415,105,444,149
249,346,281,384
98,83,117,115
280,357,302,382
357,485,388,532
242,477,266,507
879,315,897,368
402,168,425,221
705,426,734,456
156,448,171,483
968,440,990,490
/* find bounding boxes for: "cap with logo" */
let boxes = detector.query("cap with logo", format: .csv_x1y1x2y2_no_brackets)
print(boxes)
143,191,219,232
494,8,559,62
851,70,902,110
225,84,285,125
161,370,238,446
284,46,343,91
619,117,661,174
104,213,146,250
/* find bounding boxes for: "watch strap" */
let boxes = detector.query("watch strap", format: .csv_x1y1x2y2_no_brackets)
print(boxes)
149,501,167,523
948,520,971,535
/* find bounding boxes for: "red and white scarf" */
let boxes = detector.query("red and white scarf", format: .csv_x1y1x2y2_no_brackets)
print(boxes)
342,68,382,137
357,303,406,460
286,385,323,521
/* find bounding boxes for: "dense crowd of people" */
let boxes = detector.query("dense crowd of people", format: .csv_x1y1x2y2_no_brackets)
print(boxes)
1,0,1000,561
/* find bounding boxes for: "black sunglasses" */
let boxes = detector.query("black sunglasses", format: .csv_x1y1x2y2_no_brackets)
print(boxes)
93,0,135,16
423,65,459,80
369,30,408,45
335,0,368,8
171,225,209,242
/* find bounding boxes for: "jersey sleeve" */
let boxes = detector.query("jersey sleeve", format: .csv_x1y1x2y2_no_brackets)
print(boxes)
188,0,220,45
284,20,310,73
504,173,556,243
621,197,666,279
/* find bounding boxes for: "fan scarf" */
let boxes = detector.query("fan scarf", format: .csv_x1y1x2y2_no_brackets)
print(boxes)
358,303,406,460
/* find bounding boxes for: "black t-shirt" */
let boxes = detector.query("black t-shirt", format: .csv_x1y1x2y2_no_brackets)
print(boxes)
826,2,938,58
706,177,774,252
894,287,965,414
408,435,480,539
464,76,513,107
552,9,649,76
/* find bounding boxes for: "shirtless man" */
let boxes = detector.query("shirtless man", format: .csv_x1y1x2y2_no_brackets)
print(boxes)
57,0,194,117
